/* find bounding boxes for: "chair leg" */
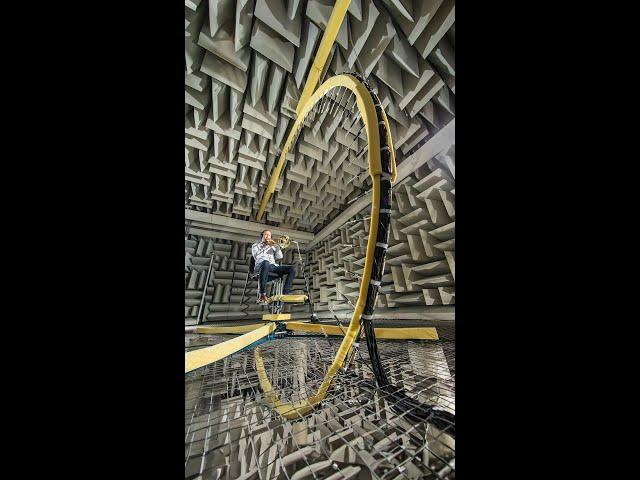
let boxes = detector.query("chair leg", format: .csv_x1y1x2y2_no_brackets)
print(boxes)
269,278,280,314
277,278,283,314
268,281,275,314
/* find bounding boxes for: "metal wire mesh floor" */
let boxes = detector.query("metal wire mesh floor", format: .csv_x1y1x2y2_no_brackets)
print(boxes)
185,327,455,480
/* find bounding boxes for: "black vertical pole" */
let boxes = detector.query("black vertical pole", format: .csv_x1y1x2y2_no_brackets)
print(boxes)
295,241,317,323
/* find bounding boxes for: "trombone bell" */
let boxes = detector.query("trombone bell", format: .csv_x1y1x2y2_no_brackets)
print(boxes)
277,235,291,249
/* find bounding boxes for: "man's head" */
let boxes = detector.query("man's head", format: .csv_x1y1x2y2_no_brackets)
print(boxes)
262,230,272,242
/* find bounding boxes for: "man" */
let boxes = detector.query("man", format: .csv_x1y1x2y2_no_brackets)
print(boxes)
251,230,296,304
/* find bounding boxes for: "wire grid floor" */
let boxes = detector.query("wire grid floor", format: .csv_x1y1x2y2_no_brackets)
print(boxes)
185,327,455,480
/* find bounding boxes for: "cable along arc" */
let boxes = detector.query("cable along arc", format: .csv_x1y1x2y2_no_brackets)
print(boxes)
255,73,454,437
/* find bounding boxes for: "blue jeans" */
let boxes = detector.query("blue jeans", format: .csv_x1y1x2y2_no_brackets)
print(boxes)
258,262,296,295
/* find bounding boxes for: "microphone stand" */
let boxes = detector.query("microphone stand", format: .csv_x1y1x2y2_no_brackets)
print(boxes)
293,240,318,323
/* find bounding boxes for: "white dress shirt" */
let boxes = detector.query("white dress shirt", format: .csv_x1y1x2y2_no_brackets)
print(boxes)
251,241,283,273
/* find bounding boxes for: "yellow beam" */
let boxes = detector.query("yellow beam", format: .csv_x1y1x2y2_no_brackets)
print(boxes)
285,321,345,336
267,294,308,303
194,321,437,340
195,324,266,335
295,0,352,115
185,323,275,373
375,327,439,340
195,321,438,340
285,322,439,340
262,313,292,321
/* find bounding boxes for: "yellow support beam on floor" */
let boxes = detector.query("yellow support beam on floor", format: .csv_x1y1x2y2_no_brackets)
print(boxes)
267,294,308,303
284,322,345,336
194,321,437,340
195,324,266,335
374,327,439,340
185,323,275,373
262,313,292,321
285,322,439,340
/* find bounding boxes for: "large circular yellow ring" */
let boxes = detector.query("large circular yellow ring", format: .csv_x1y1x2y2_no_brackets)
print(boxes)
254,74,396,419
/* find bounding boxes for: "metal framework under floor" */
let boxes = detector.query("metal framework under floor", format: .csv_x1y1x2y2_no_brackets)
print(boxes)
185,327,455,480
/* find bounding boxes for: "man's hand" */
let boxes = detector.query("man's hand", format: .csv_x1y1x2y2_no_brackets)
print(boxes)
266,239,276,246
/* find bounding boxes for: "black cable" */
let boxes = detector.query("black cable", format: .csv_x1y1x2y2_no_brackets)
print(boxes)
347,72,456,438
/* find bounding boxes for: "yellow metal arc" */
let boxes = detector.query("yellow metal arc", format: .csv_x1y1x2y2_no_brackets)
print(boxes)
256,73,395,221
253,75,392,419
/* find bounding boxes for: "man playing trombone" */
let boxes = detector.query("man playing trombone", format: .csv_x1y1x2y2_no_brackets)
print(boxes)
251,230,297,304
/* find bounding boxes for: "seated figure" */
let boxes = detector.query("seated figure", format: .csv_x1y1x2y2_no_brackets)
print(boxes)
251,229,296,304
